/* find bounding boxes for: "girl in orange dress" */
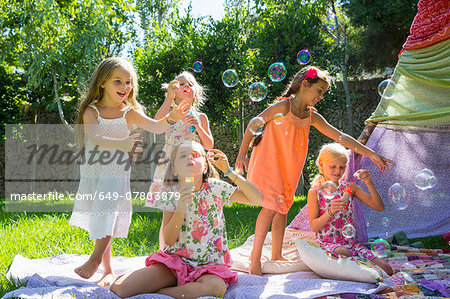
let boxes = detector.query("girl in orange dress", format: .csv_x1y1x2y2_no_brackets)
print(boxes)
235,66,395,275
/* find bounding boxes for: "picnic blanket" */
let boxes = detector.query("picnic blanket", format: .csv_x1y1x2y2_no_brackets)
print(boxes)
316,246,450,298
3,242,448,298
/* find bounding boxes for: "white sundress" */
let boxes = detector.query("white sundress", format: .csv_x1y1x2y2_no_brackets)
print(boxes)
69,104,132,240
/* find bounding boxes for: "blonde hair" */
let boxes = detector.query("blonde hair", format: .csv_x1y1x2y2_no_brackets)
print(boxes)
272,66,331,104
312,143,349,188
164,140,219,186
75,57,143,148
162,71,207,111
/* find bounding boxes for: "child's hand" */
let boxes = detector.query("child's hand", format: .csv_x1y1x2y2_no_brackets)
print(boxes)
167,80,179,101
370,153,396,173
330,197,347,215
176,185,194,212
121,133,143,154
356,169,372,184
235,153,249,174
169,100,190,122
207,149,230,174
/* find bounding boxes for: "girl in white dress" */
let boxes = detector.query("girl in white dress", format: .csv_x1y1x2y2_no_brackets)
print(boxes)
69,57,189,286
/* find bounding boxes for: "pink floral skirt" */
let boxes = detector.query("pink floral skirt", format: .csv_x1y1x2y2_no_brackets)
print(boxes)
145,251,238,286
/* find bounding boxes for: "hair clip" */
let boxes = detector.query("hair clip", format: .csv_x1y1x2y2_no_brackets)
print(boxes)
305,67,318,80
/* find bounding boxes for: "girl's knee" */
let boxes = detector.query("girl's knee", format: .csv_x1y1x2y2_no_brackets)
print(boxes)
373,258,393,276
199,275,227,297
110,281,125,298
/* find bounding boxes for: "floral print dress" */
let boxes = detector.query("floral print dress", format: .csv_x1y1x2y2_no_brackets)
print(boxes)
313,182,375,260
146,178,237,267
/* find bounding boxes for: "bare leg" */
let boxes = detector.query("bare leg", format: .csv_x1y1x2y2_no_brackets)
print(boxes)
271,212,288,261
249,208,276,276
333,246,351,257
372,257,393,276
97,240,114,287
159,274,227,299
75,236,111,279
110,263,177,298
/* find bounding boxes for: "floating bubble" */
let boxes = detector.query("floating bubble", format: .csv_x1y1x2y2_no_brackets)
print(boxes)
222,69,239,87
325,14,338,30
378,79,397,99
248,116,265,135
366,222,370,227
342,224,356,238
297,49,311,64
248,82,268,102
388,183,410,210
277,195,285,203
414,168,437,190
273,113,284,125
193,61,203,72
371,239,390,258
381,217,390,227
268,62,287,82
322,181,339,200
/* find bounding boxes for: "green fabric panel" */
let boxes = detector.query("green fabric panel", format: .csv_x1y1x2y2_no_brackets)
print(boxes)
366,39,450,126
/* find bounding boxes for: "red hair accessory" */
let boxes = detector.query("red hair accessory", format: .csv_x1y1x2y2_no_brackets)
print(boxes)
305,67,318,80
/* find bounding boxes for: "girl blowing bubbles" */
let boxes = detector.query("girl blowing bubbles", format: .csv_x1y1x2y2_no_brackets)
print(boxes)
110,140,263,298
308,143,393,275
235,66,395,276
69,57,189,286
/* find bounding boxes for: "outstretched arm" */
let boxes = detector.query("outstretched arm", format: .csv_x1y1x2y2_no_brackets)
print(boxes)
311,111,396,172
209,149,263,205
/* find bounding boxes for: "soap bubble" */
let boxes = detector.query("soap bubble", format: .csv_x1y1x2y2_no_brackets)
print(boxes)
273,113,284,125
193,61,203,72
325,14,339,30
248,82,268,102
381,217,390,227
297,50,311,64
388,183,410,210
342,224,356,238
414,168,437,190
371,239,390,258
322,181,339,200
378,79,397,99
268,62,287,82
222,69,239,87
248,116,265,135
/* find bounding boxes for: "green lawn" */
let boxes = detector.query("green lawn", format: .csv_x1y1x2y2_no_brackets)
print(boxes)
1,196,448,296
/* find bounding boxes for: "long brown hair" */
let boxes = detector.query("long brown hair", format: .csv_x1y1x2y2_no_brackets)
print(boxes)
75,57,143,148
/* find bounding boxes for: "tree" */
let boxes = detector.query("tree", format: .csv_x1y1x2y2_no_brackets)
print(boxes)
342,0,419,71
0,0,134,125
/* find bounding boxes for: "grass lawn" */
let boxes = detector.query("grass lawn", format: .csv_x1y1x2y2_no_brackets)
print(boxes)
1,196,448,296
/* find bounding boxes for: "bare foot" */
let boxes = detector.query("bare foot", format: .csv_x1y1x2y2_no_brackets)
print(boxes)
97,272,115,287
249,259,262,276
74,258,101,279
271,255,289,261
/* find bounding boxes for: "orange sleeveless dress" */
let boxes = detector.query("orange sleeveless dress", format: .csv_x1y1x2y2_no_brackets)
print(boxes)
247,100,315,214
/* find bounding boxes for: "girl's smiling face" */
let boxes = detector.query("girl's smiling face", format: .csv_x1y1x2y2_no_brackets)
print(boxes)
299,80,329,107
320,156,348,184
172,142,207,180
100,66,133,104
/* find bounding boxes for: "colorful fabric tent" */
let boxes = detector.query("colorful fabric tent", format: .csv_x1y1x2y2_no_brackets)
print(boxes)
288,0,450,241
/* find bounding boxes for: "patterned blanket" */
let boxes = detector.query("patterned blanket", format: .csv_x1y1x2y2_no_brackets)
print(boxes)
317,246,450,298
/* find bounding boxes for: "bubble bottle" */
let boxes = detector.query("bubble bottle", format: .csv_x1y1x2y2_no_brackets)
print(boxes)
342,187,351,210
188,111,196,132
